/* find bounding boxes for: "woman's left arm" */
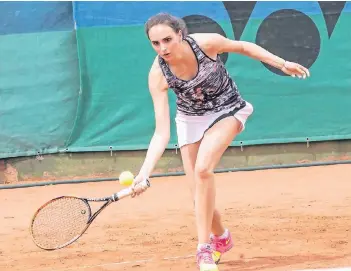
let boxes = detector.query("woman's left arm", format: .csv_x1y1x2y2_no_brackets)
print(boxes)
207,33,310,79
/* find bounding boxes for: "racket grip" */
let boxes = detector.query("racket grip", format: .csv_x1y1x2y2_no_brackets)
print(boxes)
113,179,150,201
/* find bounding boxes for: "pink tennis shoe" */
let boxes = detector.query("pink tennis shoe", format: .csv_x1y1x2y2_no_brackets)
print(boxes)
196,244,219,271
210,229,234,264
196,229,234,270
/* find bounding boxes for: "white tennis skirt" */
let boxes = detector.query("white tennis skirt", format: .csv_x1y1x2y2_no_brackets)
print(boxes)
175,101,254,148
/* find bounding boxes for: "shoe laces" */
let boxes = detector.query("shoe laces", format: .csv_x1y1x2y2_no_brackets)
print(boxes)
198,248,214,264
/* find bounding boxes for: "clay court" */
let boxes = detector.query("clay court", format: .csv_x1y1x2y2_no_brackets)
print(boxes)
1,164,351,271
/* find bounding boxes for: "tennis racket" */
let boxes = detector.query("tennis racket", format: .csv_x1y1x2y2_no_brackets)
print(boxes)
30,179,150,250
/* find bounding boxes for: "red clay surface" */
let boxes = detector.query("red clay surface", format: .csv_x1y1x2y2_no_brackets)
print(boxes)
1,164,351,271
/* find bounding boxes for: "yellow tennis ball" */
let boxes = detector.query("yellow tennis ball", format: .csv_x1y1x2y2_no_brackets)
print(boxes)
119,171,134,186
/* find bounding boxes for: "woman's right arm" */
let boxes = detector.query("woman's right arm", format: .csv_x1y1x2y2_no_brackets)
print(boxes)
132,59,171,195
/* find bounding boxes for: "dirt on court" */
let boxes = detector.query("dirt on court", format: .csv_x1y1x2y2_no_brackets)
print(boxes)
1,164,351,271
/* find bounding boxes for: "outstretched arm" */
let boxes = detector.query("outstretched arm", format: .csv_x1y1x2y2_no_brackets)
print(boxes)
203,33,310,79
132,59,170,195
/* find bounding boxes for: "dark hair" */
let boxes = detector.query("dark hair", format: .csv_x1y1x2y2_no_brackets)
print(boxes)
145,12,188,39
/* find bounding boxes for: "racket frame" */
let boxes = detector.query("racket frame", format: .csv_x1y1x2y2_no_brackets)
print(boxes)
30,179,150,250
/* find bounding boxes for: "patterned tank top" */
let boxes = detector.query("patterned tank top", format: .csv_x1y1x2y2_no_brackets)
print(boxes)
158,35,244,116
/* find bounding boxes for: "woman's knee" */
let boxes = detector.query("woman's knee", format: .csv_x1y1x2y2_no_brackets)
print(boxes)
194,163,214,181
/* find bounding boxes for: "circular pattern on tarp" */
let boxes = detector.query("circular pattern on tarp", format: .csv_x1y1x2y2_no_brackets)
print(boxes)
256,9,321,76
183,15,228,64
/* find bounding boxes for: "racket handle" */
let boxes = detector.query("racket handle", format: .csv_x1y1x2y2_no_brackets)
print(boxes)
113,179,150,201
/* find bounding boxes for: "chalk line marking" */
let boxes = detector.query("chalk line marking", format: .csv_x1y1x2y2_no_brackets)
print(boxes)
163,254,195,260
26,259,152,271
26,255,351,271
27,254,195,271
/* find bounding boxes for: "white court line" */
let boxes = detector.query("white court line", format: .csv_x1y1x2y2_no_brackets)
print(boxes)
26,255,351,271
26,259,152,271
27,254,195,271
163,254,195,260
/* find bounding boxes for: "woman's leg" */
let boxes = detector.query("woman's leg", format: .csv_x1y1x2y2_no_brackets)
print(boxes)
180,141,225,237
194,116,242,247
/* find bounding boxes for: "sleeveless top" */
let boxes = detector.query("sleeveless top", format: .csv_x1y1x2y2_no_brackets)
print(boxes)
158,35,244,116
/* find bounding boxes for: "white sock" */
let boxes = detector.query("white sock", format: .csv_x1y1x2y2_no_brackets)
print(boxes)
220,228,229,239
212,228,229,239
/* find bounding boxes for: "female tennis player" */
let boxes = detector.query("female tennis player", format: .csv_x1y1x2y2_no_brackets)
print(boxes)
131,13,310,271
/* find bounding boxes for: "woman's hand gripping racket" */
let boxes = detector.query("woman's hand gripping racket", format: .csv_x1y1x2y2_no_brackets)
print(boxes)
30,178,150,250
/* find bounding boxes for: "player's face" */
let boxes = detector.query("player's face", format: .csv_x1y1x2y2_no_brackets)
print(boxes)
148,24,183,60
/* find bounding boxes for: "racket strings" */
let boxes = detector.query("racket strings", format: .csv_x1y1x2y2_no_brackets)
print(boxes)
31,197,90,249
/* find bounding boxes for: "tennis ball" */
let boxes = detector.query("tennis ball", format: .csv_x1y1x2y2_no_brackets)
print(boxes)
119,171,134,186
